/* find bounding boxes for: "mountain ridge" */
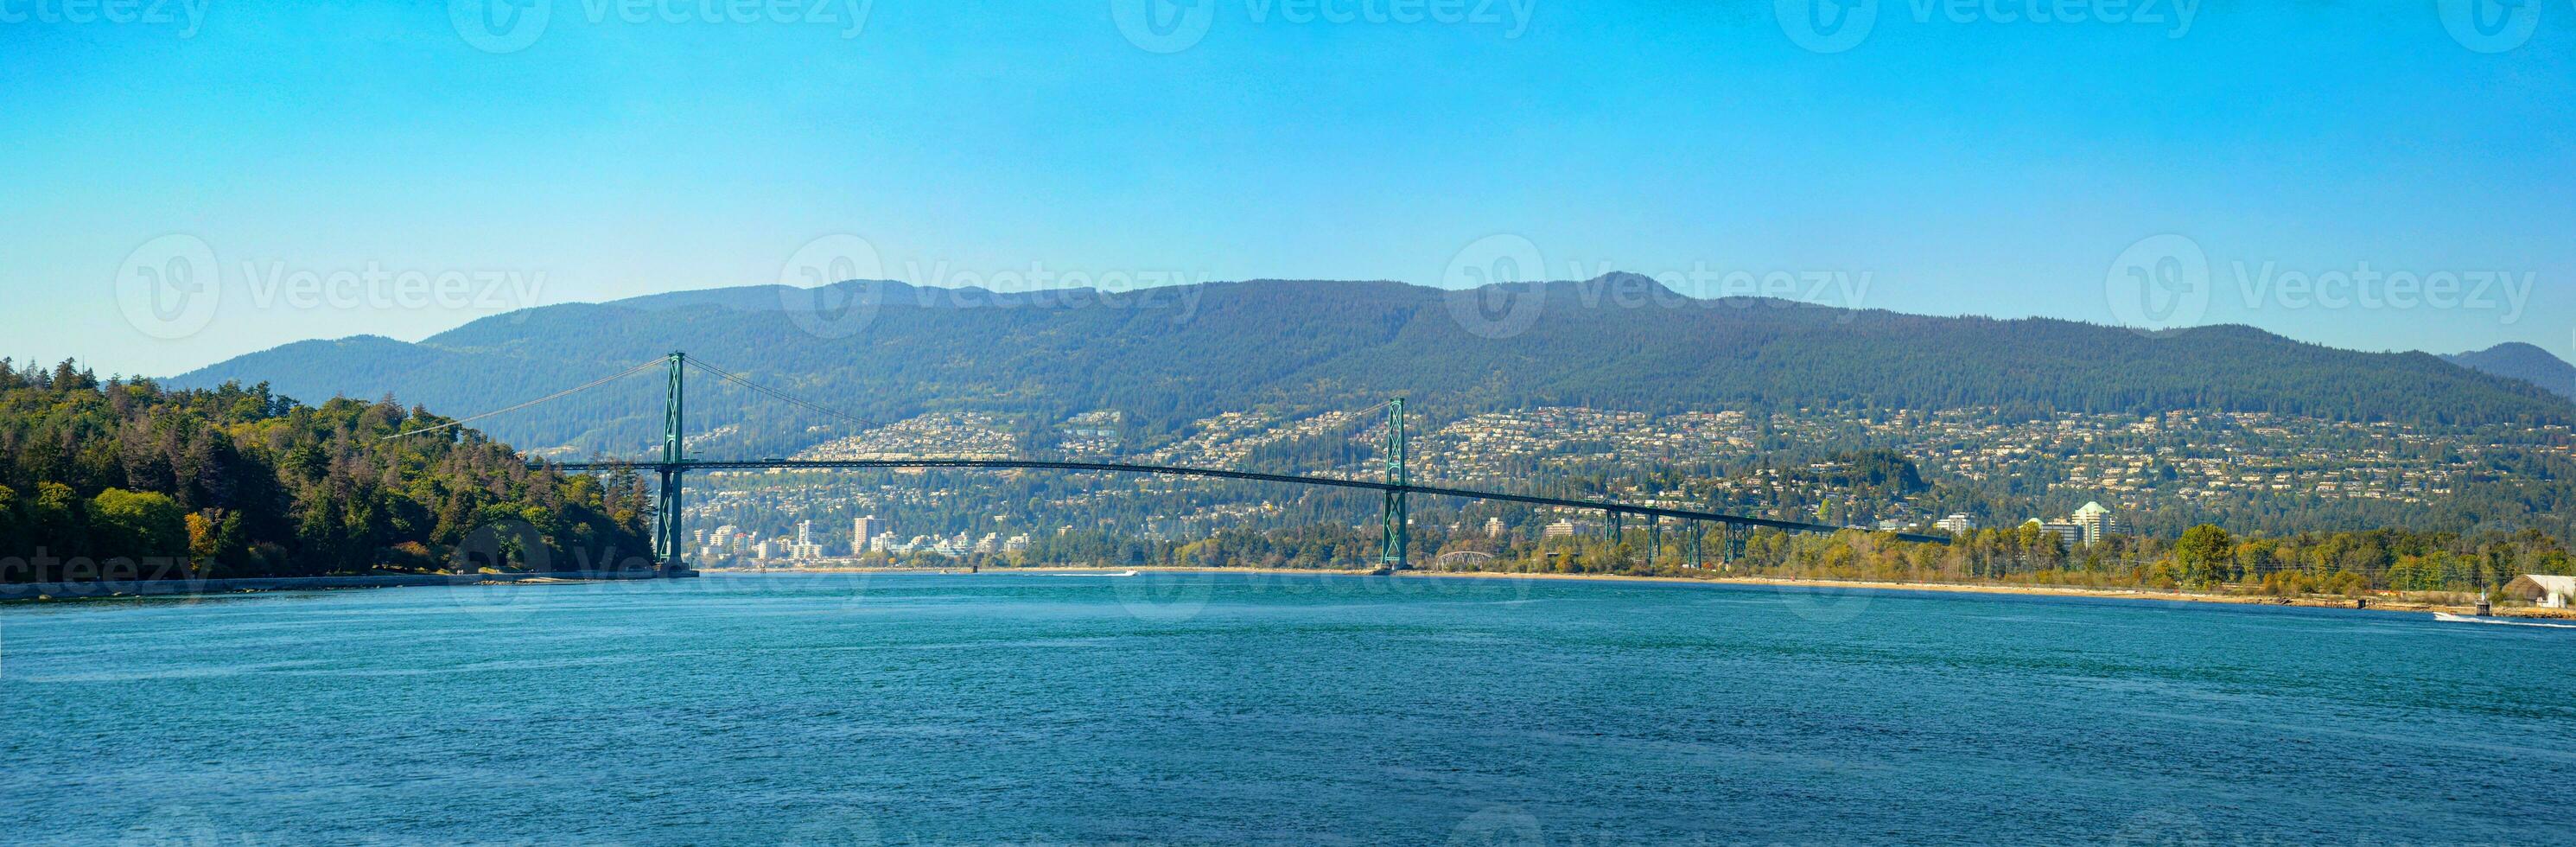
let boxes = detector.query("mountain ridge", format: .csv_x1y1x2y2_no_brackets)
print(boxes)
168,276,2576,457
2444,342,2576,401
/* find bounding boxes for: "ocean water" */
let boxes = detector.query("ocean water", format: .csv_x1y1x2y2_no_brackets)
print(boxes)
4,571,2573,845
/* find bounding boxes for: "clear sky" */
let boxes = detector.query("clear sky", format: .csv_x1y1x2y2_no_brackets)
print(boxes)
5,1,2573,377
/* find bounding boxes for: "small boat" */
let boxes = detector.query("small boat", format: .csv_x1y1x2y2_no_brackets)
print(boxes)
2433,612,2576,629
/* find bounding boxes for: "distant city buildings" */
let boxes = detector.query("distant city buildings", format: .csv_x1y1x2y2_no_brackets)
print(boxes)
786,519,825,560
2018,502,2118,551
853,515,883,556
683,404,2541,559
2071,501,2117,547
1542,519,1602,539
2026,519,2082,551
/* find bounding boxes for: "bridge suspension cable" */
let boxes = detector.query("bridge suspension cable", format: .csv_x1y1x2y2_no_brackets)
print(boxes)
681,356,899,431
378,355,670,442
681,355,989,456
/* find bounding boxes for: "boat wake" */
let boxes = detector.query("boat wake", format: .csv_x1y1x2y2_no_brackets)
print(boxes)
2433,612,2576,629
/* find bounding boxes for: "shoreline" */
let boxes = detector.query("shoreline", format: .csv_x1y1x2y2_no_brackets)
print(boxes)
15,564,2568,621
709,564,2576,620
0,570,677,602
1416,570,2576,619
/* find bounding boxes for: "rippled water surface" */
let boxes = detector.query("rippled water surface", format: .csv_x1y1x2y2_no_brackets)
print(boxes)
6,572,2575,844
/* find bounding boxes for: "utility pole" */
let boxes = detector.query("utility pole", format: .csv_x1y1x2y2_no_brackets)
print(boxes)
1379,398,1408,570
656,351,687,575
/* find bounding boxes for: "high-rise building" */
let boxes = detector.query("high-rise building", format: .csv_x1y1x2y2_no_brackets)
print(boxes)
2070,501,2116,547
2026,519,2082,551
1484,517,1506,538
854,515,883,556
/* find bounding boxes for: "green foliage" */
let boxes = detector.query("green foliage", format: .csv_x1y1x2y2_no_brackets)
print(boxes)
0,359,655,582
86,487,187,559
2174,525,2234,588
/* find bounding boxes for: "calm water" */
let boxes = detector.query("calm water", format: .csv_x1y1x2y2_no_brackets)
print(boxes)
5,572,2574,845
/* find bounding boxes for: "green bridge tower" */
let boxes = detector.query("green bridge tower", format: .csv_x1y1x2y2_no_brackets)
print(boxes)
1379,398,1408,570
655,351,688,574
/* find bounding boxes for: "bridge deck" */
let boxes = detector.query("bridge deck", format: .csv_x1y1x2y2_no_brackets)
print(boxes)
544,457,1949,543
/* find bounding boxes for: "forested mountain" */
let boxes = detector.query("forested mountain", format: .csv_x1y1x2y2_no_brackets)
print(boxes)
0,360,654,583
2445,342,2576,400
169,275,2576,459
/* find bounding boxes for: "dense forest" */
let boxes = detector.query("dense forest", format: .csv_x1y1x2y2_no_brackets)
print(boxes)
926,519,2573,602
172,276,2576,459
0,360,654,583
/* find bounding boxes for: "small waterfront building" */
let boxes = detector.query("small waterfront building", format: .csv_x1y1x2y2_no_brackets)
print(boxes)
2505,574,2576,608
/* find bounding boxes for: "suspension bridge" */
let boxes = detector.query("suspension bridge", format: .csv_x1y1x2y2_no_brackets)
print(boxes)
400,352,1943,575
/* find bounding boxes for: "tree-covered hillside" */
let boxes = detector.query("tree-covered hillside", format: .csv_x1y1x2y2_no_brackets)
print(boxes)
2446,342,2576,401
170,276,2576,460
0,360,655,583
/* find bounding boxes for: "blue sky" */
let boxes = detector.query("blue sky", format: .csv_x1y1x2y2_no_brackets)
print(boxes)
4,1,2573,377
